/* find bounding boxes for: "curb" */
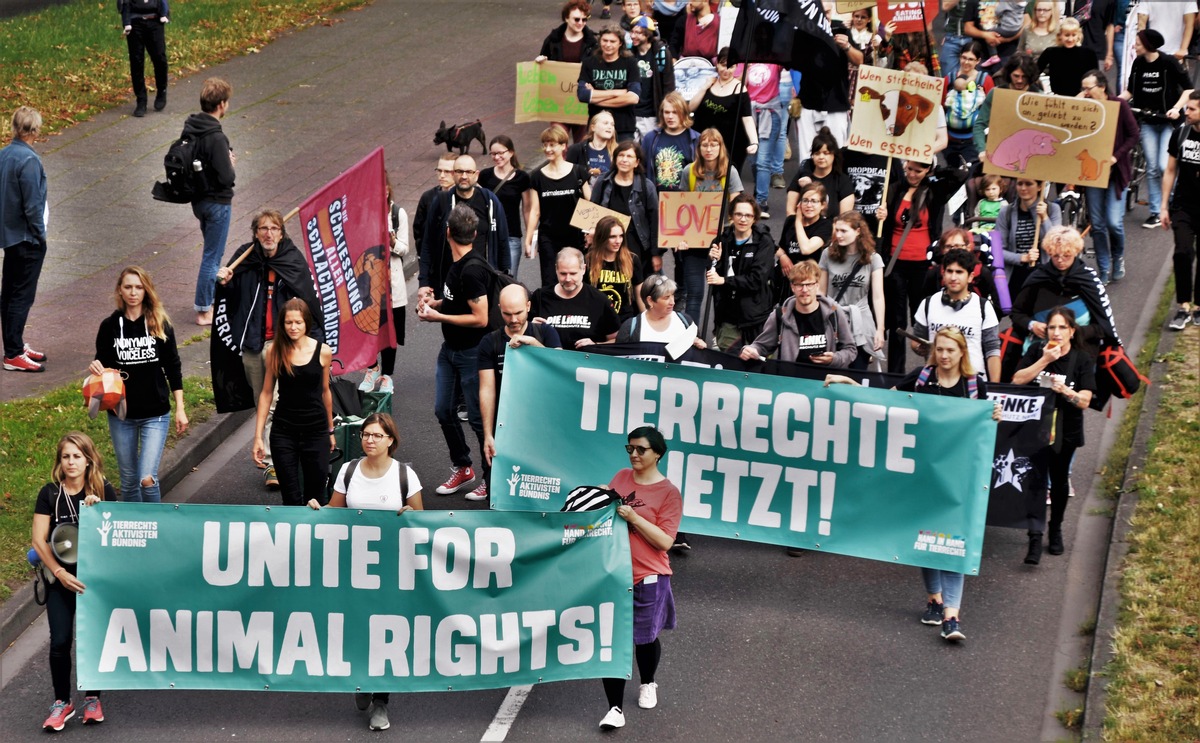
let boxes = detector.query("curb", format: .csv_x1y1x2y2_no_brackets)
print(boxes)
0,408,252,655
1080,325,1178,739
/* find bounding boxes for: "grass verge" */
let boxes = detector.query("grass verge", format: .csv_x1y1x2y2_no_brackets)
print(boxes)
1102,315,1200,739
0,0,372,135
0,376,215,603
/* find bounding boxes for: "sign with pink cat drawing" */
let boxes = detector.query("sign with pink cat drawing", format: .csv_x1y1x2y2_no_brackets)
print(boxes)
982,89,1120,188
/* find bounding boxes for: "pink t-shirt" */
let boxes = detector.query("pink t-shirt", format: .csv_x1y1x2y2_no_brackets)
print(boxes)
743,63,783,105
608,468,683,584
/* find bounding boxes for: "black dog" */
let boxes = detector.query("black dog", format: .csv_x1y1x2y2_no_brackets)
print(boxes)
434,119,486,156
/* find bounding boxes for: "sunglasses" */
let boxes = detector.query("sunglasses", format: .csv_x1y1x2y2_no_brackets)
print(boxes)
625,444,653,455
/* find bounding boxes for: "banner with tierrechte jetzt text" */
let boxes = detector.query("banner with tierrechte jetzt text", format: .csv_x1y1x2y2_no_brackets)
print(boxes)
76,503,632,692
492,346,998,574
298,147,395,375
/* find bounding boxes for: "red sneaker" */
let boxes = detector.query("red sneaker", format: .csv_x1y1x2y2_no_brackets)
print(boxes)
465,481,489,501
435,466,475,495
3,353,44,372
43,700,74,732
81,695,104,724
23,344,46,362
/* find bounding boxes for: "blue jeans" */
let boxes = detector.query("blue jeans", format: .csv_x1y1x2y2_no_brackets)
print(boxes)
676,251,709,325
940,33,970,81
773,74,792,176
191,200,231,311
434,342,485,475
753,103,784,205
1141,121,1173,216
108,412,171,502
1085,183,1126,277
0,239,46,358
507,236,522,276
921,568,965,611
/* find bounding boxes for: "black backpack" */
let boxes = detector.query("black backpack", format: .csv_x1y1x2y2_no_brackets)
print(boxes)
152,129,212,204
465,252,517,331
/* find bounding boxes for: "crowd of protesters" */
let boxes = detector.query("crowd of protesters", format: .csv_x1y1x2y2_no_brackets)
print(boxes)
10,0,1200,736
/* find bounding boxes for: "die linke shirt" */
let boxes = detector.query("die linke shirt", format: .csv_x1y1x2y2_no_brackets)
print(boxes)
530,284,621,349
792,308,828,363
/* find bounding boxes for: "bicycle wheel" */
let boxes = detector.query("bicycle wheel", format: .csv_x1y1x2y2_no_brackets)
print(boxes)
1127,143,1146,212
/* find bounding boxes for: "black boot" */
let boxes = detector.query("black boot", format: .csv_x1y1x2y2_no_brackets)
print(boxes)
133,98,147,117
1025,532,1043,565
1047,525,1064,555
154,90,167,111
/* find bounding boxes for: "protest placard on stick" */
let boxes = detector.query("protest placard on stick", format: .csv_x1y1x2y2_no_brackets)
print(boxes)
847,65,945,165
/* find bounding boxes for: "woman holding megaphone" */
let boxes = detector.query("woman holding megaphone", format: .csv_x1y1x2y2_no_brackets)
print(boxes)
31,432,116,732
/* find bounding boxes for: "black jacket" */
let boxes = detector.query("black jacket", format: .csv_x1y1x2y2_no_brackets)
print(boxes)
216,237,323,354
1009,258,1118,356
181,112,235,204
877,164,969,263
539,23,598,61
710,223,776,327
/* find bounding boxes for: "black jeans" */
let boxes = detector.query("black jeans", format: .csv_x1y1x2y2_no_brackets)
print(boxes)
884,259,929,374
378,306,407,375
1170,209,1200,305
46,579,98,701
126,17,168,102
1047,443,1078,529
270,430,330,506
1,239,46,359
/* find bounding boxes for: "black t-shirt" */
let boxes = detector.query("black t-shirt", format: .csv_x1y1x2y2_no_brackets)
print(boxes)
531,164,589,248
842,149,896,227
530,285,621,349
1016,344,1096,447
1127,55,1188,121
897,367,990,399
1013,207,1037,255
454,188,497,257
35,480,118,571
476,323,562,389
645,129,696,191
779,215,832,263
792,308,828,364
478,167,531,237
441,254,492,350
1037,46,1098,96
691,88,753,158
1168,124,1200,211
587,256,645,321
579,54,642,134
787,162,855,208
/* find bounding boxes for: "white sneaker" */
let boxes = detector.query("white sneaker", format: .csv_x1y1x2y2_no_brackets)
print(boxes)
358,367,380,392
599,706,625,729
637,682,658,709
377,375,394,394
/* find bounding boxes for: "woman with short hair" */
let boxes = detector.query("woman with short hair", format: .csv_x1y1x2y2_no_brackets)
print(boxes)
527,126,593,287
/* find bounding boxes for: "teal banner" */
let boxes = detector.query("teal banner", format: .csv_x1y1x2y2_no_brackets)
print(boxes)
493,347,997,574
76,503,632,692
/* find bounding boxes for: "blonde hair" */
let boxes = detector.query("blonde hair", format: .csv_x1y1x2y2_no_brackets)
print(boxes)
1057,17,1081,40
930,326,976,378
53,432,107,499
114,266,172,341
1034,0,1059,33
1042,225,1085,256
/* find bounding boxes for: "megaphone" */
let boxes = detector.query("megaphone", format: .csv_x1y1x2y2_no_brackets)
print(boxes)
50,524,79,566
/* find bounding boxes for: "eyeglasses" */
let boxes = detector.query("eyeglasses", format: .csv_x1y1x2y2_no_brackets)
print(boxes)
361,432,391,441
454,169,477,175
800,198,823,205
792,282,819,290
490,150,510,157
624,444,652,455
257,225,281,233
960,54,978,62
942,242,967,249
1080,84,1100,94
732,212,755,219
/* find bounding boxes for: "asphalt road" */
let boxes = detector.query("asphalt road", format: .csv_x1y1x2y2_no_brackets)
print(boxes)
0,0,1179,740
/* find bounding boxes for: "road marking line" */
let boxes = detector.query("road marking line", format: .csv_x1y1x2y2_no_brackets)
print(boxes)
480,684,533,742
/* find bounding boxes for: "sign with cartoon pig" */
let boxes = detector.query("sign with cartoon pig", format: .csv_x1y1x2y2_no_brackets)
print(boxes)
982,89,1119,188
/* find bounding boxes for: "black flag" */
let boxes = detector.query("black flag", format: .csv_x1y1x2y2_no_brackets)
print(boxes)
728,0,840,68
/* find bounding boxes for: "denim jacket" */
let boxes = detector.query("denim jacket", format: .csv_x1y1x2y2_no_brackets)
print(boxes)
0,139,47,249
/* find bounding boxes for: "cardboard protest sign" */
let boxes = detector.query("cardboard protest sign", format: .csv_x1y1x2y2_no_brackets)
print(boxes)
570,200,630,232
876,1,939,34
837,0,875,12
658,191,724,249
847,65,945,164
982,89,1119,188
514,61,589,125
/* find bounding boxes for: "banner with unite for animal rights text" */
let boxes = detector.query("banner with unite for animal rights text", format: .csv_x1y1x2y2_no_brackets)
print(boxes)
76,504,633,692
492,346,998,574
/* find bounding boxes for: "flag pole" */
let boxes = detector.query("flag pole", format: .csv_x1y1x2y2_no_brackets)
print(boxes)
876,157,893,238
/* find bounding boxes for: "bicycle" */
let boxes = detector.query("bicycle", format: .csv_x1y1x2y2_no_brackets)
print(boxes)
1126,108,1150,212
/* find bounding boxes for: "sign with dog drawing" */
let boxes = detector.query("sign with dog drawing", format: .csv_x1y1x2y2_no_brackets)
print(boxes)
982,89,1118,188
846,65,945,164
658,191,724,249
514,61,589,125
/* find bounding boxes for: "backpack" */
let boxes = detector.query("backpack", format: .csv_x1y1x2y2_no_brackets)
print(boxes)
152,129,213,204
915,365,980,398
623,310,693,341
945,71,988,131
465,251,517,332
340,457,411,503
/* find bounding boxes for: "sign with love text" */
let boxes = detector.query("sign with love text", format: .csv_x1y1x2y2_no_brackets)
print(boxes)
76,504,633,692
658,191,724,249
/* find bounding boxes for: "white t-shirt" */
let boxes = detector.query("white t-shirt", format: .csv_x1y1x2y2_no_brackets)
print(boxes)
637,311,692,342
913,292,999,379
1139,4,1192,57
336,459,421,511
